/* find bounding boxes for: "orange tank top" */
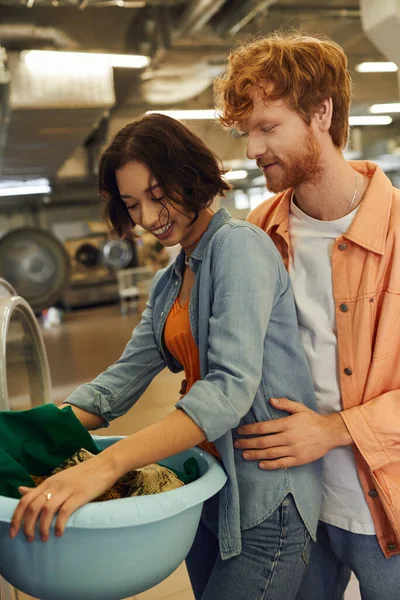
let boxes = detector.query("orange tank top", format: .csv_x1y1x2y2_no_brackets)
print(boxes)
164,296,220,459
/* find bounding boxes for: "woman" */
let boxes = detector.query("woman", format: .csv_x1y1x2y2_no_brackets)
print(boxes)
10,114,321,600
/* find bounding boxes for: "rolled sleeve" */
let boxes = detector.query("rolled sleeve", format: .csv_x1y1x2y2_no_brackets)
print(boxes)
64,278,166,423
65,383,114,428
341,389,400,471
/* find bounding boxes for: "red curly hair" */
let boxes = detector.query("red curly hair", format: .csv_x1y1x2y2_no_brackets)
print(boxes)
214,32,352,148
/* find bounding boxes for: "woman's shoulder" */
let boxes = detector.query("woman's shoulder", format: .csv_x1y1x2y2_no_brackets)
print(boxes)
212,217,280,258
204,216,286,291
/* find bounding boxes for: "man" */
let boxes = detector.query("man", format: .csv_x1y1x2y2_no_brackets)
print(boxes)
214,32,400,600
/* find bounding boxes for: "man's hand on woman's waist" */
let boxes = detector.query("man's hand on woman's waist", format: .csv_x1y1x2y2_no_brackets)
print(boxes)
234,397,353,469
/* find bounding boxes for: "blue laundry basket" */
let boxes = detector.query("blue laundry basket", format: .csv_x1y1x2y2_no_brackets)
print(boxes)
0,436,227,600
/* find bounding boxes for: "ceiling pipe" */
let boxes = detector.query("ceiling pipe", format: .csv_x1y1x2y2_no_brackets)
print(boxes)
0,24,78,49
173,0,228,38
215,0,278,37
268,4,360,18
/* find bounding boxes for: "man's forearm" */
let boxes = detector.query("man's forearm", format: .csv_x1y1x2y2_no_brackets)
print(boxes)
58,403,105,430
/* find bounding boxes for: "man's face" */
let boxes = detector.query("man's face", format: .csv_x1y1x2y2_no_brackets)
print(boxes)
241,89,323,193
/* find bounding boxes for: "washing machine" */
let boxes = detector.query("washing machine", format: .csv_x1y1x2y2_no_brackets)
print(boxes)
0,228,70,314
62,234,138,308
0,279,51,599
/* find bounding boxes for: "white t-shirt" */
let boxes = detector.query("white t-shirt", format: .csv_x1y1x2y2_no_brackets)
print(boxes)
288,197,375,535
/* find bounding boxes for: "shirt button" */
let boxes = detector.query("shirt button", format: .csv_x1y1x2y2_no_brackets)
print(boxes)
338,243,348,251
161,311,164,317
388,543,397,551
340,303,349,312
344,368,352,376
368,489,378,498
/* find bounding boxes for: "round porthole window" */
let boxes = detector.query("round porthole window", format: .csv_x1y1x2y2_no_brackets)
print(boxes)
0,229,70,312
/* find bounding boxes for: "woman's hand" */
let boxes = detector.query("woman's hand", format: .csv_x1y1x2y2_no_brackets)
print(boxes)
9,410,206,543
9,456,117,542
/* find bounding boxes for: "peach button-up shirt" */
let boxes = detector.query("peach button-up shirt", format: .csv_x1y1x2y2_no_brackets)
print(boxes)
248,161,400,558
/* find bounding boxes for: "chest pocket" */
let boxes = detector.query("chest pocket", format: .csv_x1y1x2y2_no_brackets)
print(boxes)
370,291,400,361
367,291,400,399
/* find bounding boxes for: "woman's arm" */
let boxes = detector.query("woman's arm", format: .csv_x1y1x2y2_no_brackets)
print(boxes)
9,409,205,541
94,408,205,478
58,403,105,430
63,272,167,426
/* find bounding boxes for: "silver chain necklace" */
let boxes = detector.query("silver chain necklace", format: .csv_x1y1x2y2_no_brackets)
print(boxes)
345,171,359,215
291,171,359,218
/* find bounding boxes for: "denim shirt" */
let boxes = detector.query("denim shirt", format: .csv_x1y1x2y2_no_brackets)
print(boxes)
66,208,322,559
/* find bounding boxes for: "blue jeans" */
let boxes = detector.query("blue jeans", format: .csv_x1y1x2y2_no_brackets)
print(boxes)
186,494,312,600
295,521,400,600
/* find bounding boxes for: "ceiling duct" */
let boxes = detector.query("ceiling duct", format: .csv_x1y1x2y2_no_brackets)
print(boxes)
360,0,400,96
0,0,190,7
215,0,278,36
173,0,228,38
124,0,230,105
0,24,78,49
139,52,225,104
268,4,360,19
0,51,116,180
360,0,400,65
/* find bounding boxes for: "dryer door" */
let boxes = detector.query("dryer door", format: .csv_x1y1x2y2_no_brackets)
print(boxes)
0,228,70,312
0,279,51,411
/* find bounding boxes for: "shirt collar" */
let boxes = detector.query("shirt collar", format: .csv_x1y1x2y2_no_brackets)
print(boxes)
190,207,232,262
173,207,232,275
265,161,394,255
344,161,393,255
264,189,291,237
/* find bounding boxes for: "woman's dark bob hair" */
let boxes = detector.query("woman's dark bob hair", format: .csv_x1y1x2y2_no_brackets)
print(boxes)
100,113,232,238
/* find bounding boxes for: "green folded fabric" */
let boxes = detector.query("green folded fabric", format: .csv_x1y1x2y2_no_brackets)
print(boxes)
0,448,36,499
0,404,200,500
0,404,99,499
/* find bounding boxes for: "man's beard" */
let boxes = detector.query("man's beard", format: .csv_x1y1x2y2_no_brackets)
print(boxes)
262,127,323,193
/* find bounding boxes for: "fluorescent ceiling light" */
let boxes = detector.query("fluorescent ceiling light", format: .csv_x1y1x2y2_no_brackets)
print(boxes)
224,170,248,180
356,62,398,73
0,178,51,197
369,103,400,114
147,109,394,128
23,50,150,74
146,110,220,120
349,116,392,126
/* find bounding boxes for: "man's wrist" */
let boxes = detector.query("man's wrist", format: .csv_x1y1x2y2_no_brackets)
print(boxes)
324,412,353,449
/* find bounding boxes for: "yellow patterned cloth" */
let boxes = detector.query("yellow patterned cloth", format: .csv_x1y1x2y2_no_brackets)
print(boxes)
31,448,184,501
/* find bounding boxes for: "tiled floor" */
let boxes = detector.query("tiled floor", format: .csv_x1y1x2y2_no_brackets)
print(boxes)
9,303,361,600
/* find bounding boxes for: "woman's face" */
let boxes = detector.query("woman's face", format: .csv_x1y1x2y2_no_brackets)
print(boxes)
117,161,199,248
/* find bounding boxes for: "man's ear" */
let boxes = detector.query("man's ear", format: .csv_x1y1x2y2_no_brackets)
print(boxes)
313,98,333,133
